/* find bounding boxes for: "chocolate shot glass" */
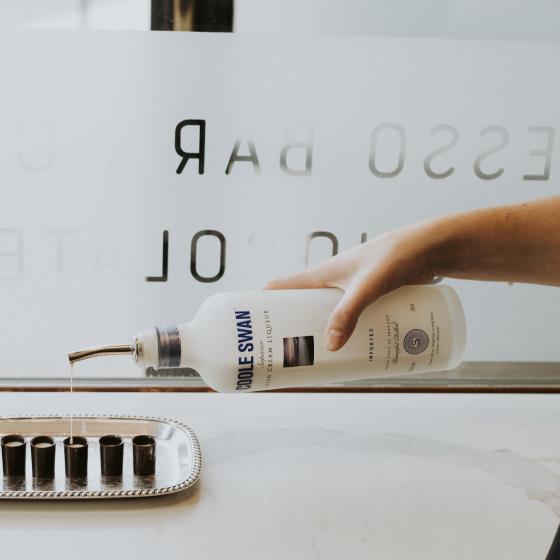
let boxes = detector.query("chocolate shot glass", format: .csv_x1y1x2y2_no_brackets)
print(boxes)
99,435,124,478
31,436,56,479
133,435,156,476
63,436,88,479
1,434,26,478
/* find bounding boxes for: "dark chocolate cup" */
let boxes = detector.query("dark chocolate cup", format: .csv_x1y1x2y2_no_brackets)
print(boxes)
1,434,26,477
99,435,124,477
31,436,56,479
133,435,156,476
63,436,88,479
33,478,55,492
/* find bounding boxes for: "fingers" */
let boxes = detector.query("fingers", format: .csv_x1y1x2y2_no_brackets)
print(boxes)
323,305,357,351
323,277,389,351
323,282,381,351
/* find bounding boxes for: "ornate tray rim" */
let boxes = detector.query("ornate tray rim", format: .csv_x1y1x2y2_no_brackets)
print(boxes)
0,414,202,500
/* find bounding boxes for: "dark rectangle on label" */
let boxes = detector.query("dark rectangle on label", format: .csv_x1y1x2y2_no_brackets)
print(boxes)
283,336,314,368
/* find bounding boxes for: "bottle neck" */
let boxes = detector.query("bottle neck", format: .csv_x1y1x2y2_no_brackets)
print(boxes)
155,325,182,368
136,324,185,370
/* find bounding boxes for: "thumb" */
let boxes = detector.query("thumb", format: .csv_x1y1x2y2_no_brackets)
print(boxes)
323,288,372,351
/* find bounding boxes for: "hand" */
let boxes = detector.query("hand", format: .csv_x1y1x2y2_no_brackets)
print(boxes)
266,223,437,351
266,196,560,351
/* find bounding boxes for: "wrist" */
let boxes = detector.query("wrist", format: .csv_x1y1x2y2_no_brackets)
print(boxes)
422,206,502,279
420,214,463,279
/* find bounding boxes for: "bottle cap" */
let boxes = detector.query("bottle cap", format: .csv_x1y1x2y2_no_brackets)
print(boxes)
1,434,26,478
133,435,156,476
99,435,124,478
63,436,88,479
31,436,56,479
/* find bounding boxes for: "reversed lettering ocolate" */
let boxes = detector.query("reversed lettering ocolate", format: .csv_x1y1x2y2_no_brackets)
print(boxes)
234,310,254,391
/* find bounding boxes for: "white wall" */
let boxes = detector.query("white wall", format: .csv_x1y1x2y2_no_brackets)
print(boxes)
235,0,560,41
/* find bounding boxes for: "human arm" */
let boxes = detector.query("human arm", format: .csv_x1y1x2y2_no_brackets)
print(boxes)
266,196,560,351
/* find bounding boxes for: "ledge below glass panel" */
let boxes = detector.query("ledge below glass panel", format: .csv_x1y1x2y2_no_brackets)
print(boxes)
0,362,559,393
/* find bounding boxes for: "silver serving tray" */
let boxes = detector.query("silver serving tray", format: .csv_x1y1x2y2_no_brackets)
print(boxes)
0,415,201,500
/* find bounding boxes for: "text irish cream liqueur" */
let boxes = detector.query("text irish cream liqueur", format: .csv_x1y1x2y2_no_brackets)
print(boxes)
69,285,466,392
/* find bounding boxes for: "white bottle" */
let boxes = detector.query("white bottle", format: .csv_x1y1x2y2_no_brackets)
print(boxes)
70,285,465,392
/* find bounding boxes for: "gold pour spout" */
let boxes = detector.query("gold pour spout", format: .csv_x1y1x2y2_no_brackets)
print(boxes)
68,344,135,364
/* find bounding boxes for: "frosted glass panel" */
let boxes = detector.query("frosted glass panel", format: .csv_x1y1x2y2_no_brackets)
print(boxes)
0,2,559,382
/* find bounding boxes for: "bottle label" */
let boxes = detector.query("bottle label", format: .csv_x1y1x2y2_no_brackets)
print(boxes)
218,286,460,391
234,310,255,391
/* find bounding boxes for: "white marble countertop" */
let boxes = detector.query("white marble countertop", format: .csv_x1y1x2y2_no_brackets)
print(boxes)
0,391,558,560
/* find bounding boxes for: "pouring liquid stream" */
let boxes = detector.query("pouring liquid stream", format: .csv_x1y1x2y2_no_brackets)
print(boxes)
69,362,74,444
